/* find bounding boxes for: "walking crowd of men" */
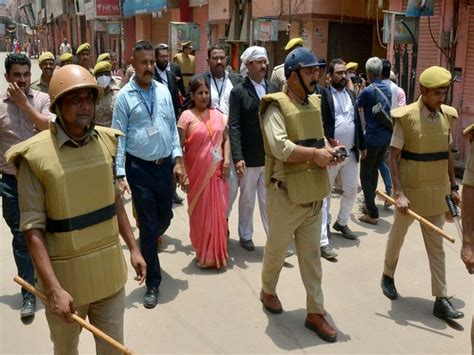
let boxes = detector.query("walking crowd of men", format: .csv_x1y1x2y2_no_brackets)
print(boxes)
0,35,472,354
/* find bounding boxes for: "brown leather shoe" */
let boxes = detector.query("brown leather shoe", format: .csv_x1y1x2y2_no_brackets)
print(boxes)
260,290,283,314
305,313,337,343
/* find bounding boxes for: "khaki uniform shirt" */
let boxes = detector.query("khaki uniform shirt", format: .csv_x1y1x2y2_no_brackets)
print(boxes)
31,77,49,94
95,81,120,127
0,88,54,175
17,124,121,231
270,64,286,92
463,140,474,187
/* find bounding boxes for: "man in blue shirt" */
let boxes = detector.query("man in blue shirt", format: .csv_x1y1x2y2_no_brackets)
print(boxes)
356,57,392,225
112,40,186,309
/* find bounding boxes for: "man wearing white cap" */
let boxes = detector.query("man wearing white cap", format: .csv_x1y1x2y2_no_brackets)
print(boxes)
229,46,278,251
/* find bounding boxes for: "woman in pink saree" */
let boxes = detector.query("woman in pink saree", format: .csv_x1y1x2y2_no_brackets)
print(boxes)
178,78,230,269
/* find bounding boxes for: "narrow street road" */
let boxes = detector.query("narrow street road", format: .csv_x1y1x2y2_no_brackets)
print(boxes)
0,52,471,354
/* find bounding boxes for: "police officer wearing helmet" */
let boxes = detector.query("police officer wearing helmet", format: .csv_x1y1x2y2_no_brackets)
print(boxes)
6,64,146,354
259,47,346,343
382,66,464,320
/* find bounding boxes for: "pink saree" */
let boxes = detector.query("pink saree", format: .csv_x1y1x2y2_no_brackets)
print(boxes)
179,109,229,269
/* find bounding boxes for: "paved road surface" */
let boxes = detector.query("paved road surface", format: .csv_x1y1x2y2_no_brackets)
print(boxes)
0,52,471,354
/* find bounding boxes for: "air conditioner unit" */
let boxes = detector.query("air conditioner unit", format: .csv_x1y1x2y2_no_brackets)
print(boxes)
75,0,85,15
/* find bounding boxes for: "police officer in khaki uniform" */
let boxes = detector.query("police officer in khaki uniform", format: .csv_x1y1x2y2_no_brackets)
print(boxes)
76,42,93,73
59,52,73,67
260,47,345,343
381,66,464,320
461,124,474,274
93,61,120,127
31,52,56,93
460,124,474,347
6,65,146,354
173,41,195,91
270,37,304,91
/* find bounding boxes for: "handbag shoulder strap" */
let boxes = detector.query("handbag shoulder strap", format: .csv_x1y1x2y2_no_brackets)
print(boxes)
371,84,391,107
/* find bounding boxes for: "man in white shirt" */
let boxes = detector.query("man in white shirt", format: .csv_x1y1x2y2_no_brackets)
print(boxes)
319,58,367,259
229,46,278,250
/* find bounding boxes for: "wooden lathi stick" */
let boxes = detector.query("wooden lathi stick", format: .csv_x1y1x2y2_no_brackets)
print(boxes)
14,276,134,355
376,190,455,243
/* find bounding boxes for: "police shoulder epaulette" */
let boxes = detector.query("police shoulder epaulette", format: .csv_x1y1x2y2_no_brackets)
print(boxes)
440,104,458,119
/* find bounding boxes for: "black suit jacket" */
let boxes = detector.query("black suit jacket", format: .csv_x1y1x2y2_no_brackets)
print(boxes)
320,86,366,162
229,76,278,167
169,63,186,97
153,66,181,120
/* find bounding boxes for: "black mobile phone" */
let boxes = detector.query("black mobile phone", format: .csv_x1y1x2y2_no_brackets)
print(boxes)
351,76,362,85
332,147,349,159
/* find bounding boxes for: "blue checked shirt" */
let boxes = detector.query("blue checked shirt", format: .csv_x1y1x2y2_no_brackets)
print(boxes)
112,78,182,176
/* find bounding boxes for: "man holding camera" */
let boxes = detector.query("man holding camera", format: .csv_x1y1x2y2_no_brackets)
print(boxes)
319,59,367,259
259,47,345,342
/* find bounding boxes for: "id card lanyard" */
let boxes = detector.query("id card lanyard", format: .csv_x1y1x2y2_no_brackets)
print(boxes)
136,83,155,120
210,72,227,108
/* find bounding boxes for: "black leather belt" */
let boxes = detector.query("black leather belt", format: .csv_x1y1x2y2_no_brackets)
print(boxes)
401,150,448,162
127,153,171,166
46,203,116,233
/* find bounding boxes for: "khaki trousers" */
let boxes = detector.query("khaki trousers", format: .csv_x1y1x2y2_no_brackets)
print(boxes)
45,288,125,355
383,210,447,297
261,184,325,314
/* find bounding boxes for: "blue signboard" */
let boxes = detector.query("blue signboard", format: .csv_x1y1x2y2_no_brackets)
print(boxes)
122,0,167,17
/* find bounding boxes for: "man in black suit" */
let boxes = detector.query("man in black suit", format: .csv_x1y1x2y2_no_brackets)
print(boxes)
154,44,183,121
319,58,367,259
229,46,278,251
191,44,242,223
153,44,185,204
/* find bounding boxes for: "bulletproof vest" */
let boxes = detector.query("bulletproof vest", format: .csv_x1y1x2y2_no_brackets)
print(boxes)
392,99,457,216
7,125,127,306
259,92,330,204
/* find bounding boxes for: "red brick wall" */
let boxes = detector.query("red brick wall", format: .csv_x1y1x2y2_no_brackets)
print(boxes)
192,5,209,74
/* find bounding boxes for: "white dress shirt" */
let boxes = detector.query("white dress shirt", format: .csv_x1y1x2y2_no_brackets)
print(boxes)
250,78,266,99
331,86,355,149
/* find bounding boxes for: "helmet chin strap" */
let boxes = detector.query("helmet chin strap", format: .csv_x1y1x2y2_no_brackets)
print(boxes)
54,106,96,143
296,69,312,104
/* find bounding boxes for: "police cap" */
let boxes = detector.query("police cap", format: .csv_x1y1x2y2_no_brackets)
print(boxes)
419,66,452,89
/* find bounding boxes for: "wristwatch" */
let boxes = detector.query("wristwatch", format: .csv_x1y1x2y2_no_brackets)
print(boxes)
451,184,459,191
117,175,125,180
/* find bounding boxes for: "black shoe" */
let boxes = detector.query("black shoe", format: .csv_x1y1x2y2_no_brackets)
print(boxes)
285,250,295,258
20,294,36,318
240,239,255,251
433,297,464,320
143,287,159,309
320,245,338,260
333,221,358,240
173,191,184,204
381,274,397,300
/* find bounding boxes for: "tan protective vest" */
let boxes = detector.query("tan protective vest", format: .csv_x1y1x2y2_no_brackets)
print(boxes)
392,99,457,217
7,125,127,306
260,93,330,204
174,53,195,88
